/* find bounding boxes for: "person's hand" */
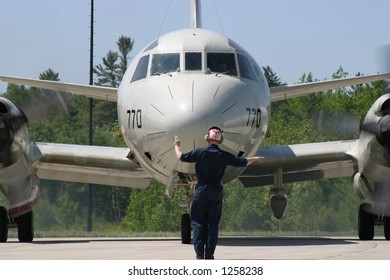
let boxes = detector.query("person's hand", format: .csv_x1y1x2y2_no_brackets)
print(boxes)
246,156,265,165
174,136,181,147
252,156,264,162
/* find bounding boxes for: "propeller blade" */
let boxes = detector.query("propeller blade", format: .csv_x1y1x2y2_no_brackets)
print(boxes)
0,112,28,155
376,45,390,74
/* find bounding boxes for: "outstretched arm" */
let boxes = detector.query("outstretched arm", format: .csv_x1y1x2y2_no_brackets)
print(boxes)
174,136,182,159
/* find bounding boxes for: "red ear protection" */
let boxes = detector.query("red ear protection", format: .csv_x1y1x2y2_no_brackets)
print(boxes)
206,127,223,144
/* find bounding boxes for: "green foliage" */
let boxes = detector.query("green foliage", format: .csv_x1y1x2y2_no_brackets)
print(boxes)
93,35,134,125
221,181,271,231
94,35,134,87
262,65,286,87
119,181,184,232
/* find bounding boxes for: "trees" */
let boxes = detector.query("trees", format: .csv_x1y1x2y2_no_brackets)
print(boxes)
94,35,134,87
93,35,135,126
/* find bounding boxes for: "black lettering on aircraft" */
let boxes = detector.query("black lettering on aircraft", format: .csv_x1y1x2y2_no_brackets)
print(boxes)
127,109,142,129
245,107,261,128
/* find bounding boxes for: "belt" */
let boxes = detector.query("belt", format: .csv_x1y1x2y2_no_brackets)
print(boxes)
198,180,221,186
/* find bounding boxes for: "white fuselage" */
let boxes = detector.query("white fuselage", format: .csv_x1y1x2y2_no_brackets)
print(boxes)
117,28,270,184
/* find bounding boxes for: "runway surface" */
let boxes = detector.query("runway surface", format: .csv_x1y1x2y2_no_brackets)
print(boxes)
1,236,390,260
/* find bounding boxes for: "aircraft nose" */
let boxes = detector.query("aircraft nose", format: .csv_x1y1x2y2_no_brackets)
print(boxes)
142,77,230,156
156,78,230,148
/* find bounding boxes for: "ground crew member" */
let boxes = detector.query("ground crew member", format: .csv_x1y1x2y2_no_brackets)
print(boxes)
174,127,263,259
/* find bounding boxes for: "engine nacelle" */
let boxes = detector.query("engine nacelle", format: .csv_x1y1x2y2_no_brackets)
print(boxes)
0,97,42,217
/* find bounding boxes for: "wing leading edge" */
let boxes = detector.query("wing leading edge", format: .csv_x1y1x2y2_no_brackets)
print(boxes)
270,73,390,102
239,140,358,187
35,142,152,188
0,76,117,102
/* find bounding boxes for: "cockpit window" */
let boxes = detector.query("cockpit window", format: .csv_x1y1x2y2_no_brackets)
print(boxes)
185,52,202,71
237,53,256,81
131,55,149,83
207,53,237,76
151,53,180,75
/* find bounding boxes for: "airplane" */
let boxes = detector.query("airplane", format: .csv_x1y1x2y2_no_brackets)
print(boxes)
1,0,390,243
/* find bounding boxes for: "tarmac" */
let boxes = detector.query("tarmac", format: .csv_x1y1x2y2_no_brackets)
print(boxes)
0,236,390,260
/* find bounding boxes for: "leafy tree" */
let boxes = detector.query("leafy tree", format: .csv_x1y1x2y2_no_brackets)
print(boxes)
93,35,134,126
120,181,186,232
263,65,285,87
94,51,120,88
94,35,134,87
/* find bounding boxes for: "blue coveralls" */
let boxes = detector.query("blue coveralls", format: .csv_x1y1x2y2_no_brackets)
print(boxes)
180,144,248,259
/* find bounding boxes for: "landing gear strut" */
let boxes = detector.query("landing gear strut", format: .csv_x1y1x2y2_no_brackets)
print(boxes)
165,172,195,244
176,180,195,244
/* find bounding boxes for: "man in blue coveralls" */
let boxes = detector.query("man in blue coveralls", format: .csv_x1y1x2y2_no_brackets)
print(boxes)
174,127,263,259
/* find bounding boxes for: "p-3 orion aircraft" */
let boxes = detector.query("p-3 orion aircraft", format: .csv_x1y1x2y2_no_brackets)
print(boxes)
1,0,390,243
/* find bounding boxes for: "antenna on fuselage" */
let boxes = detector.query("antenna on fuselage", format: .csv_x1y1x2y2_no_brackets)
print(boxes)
191,0,202,28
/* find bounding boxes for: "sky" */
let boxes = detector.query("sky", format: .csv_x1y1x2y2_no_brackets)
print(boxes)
1,0,390,93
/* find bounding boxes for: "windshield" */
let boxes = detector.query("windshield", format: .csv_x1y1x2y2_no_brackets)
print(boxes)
151,53,180,75
206,53,237,76
185,52,202,71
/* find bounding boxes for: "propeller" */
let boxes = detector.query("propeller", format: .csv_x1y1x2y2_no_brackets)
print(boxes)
353,46,390,216
376,44,390,74
0,101,28,165
361,115,390,148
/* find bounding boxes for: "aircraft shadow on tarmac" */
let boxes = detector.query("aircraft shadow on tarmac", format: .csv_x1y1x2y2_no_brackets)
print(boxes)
216,237,357,247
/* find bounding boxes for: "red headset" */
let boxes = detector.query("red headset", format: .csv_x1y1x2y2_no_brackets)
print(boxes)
205,127,223,144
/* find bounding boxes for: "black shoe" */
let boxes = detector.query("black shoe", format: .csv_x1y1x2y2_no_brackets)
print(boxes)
196,255,204,259
205,255,214,259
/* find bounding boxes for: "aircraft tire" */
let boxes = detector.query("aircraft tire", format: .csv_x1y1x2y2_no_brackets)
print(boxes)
384,216,390,240
0,206,8,242
181,213,191,244
17,211,34,242
358,203,374,240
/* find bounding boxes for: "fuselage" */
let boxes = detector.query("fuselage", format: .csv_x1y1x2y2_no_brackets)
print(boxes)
117,28,270,184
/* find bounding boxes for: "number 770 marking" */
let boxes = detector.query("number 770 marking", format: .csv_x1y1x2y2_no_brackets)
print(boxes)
246,107,261,128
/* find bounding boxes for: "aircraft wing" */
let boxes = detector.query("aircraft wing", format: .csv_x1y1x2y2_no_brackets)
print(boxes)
0,76,117,102
239,140,358,187
270,73,390,102
34,142,152,188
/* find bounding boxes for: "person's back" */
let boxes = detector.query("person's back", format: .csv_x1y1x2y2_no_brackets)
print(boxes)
184,144,247,185
174,127,263,259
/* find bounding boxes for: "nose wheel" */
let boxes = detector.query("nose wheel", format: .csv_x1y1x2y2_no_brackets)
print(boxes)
167,175,194,244
17,211,34,242
358,203,374,240
0,207,8,242
179,181,195,244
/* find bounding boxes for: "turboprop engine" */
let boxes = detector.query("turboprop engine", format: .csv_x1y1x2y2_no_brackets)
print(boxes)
353,94,390,240
0,97,41,242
